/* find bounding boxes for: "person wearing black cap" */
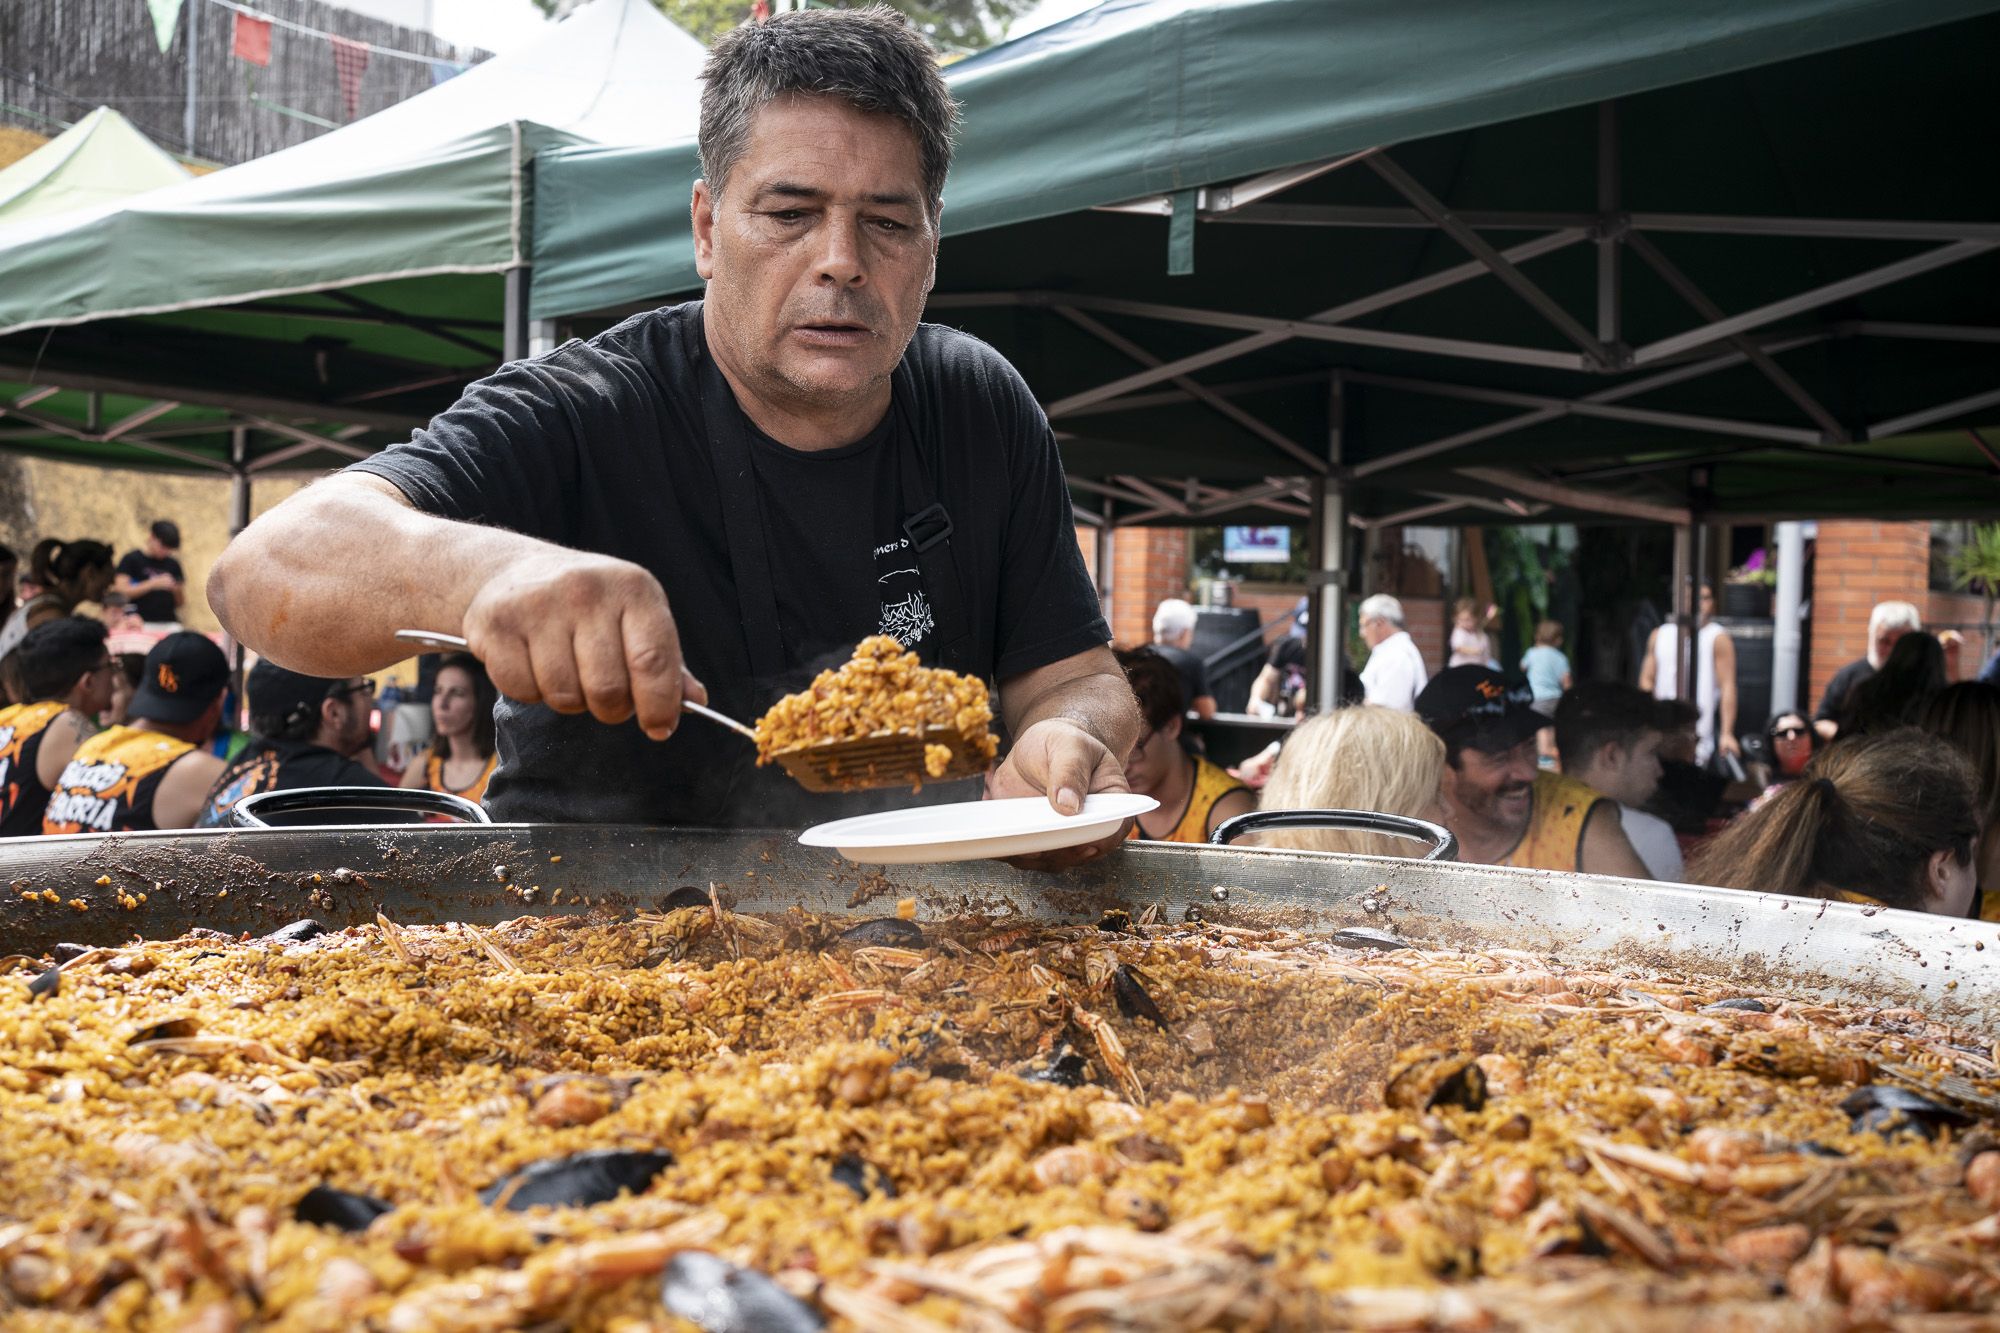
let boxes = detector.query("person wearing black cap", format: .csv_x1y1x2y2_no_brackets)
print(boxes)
0,618,119,836
43,632,228,833
114,520,186,627
1415,666,1650,878
196,661,387,827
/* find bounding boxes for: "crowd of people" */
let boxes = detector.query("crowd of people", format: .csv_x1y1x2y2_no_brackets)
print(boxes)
0,526,498,834
1117,592,2000,924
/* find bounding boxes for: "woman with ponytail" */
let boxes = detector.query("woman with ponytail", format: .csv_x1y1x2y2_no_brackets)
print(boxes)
0,539,116,697
1687,728,1980,916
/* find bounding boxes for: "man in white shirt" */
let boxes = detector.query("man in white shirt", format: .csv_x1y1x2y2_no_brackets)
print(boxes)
1357,594,1428,712
1554,680,1683,882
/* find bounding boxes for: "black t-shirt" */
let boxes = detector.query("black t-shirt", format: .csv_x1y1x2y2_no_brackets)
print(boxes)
1815,658,1873,722
350,301,1108,827
115,550,183,623
1152,643,1211,709
195,737,387,828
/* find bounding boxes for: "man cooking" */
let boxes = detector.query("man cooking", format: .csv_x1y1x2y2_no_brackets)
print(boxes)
210,9,1137,852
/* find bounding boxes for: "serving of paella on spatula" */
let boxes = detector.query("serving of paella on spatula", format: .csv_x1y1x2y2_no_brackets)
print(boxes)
753,636,1000,793
5,901,1999,1331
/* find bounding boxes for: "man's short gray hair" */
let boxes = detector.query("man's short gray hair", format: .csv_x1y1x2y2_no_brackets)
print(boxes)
1152,598,1196,641
1358,594,1406,628
1867,600,1922,667
699,7,960,217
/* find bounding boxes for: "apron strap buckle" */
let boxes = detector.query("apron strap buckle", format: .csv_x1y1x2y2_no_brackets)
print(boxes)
902,502,954,553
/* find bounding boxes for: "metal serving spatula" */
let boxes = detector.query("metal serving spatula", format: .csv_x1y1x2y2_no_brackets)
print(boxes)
392,630,991,793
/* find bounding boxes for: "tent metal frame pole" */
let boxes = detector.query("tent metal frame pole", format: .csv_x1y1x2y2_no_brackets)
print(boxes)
503,267,530,363
13,387,59,409
0,360,420,432
1671,522,1694,707
1867,384,2000,440
1314,373,1347,712
229,428,252,536
1631,239,1997,366
1024,228,1589,416
1623,231,1848,441
102,401,181,440
1596,100,1622,348
1366,152,1617,368
324,291,504,360
1051,305,1327,473
1339,370,1822,444
1198,205,2000,244
1059,369,1330,419
1449,467,1690,525
1839,321,2000,344
1346,337,1824,480
1045,292,1590,372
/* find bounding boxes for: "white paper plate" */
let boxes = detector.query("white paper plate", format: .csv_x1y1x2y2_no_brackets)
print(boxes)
799,793,1158,864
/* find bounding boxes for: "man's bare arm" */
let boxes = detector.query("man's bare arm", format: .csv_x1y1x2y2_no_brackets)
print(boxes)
1579,802,1652,880
1715,632,1740,755
209,473,703,739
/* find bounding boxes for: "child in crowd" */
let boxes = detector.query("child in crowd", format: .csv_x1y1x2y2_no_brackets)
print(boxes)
1447,598,1499,669
1519,620,1572,764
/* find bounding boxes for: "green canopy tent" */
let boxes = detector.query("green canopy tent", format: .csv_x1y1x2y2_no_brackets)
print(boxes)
527,0,2000,699
0,107,191,226
0,0,705,499
529,0,2000,535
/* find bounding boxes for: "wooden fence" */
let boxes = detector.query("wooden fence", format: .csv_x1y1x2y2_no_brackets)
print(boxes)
0,0,484,166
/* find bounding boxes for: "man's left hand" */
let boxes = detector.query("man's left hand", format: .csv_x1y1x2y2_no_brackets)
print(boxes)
986,718,1131,869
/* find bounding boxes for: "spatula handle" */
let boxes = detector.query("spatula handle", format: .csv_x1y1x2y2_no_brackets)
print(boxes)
392,630,756,742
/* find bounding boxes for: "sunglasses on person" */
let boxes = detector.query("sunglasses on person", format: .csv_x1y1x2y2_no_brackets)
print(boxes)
327,679,376,701
1772,724,1810,740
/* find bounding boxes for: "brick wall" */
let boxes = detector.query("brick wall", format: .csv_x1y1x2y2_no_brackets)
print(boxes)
1108,528,1191,647
1808,521,1932,706
1929,589,1996,679
1401,596,1448,674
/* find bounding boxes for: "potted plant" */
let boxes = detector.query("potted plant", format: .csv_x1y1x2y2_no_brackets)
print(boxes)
1722,551,1776,618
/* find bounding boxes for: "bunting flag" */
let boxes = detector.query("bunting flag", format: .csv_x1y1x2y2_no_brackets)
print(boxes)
232,13,273,67
330,36,371,120
752,0,772,21
146,0,186,52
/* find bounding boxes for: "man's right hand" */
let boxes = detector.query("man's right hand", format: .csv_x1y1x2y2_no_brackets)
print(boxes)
460,551,706,740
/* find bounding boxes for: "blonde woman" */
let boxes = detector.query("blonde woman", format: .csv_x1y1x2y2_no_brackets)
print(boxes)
1252,706,1447,857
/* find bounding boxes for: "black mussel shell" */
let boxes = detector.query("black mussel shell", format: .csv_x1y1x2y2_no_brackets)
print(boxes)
1841,1085,1972,1140
1110,965,1170,1030
837,917,923,947
1384,1045,1487,1113
265,919,326,944
129,1017,200,1044
1096,908,1134,934
27,964,60,999
1330,927,1409,952
661,1251,822,1332
479,1148,674,1211
1702,997,1769,1013
659,885,710,912
830,1152,896,1199
1021,1043,1089,1088
51,943,91,964
297,1184,393,1231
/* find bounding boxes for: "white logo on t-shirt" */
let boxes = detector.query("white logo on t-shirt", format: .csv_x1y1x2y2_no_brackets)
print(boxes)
879,591,935,647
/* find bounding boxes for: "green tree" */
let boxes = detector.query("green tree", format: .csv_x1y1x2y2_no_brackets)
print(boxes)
533,0,1040,51
1948,521,2000,666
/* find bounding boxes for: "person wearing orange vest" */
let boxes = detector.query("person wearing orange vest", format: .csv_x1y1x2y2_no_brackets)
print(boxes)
1416,666,1650,878
44,633,228,835
1115,647,1252,844
0,618,119,836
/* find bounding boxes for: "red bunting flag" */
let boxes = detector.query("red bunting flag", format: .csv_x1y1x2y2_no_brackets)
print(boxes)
751,0,771,20
232,13,272,66
331,36,371,120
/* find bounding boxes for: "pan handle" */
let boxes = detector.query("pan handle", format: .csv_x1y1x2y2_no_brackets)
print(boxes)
230,786,492,829
1209,808,1458,862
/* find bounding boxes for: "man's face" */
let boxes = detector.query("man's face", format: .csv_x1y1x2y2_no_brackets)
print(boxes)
1360,616,1391,648
76,654,119,717
321,679,376,757
1592,730,1664,808
1443,736,1537,838
1699,586,1715,620
693,95,938,426
1873,625,1910,665
145,536,168,559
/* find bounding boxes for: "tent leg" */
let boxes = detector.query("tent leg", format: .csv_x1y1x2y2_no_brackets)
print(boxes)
1672,523,1695,706
529,320,559,357
1771,521,1806,714
1313,373,1347,710
503,267,530,363
1093,500,1115,617
229,429,252,537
